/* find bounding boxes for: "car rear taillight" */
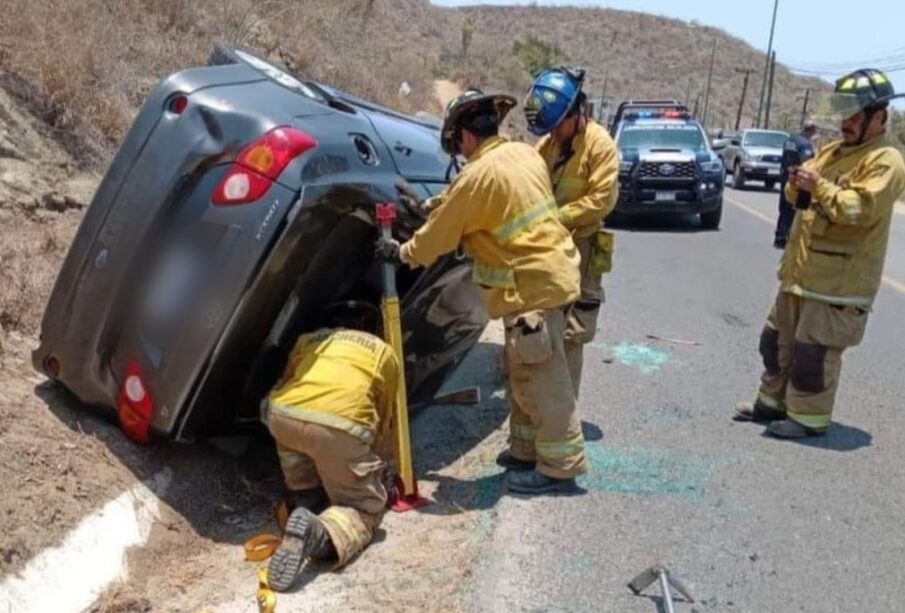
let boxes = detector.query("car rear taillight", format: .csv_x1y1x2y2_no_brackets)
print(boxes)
168,95,189,115
118,360,154,444
212,127,317,206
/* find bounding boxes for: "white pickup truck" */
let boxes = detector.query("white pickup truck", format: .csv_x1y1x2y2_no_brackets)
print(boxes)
720,129,789,190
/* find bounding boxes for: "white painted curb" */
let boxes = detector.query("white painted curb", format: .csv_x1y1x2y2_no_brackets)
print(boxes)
0,469,172,613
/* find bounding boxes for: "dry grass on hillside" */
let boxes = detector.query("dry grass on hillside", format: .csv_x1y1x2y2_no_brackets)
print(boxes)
0,0,439,166
0,0,841,166
440,6,830,133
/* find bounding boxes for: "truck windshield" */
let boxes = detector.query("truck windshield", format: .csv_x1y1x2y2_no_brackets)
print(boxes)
617,124,707,151
743,131,788,148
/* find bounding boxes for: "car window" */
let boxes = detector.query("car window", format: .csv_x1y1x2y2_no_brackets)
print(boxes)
743,131,788,148
617,124,707,151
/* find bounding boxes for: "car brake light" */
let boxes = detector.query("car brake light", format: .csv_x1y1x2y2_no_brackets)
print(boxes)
118,360,154,444
211,127,317,206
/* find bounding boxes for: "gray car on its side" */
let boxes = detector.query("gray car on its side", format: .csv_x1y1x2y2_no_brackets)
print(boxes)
33,44,488,443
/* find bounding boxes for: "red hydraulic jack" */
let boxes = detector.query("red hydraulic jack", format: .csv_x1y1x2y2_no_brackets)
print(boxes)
376,202,429,512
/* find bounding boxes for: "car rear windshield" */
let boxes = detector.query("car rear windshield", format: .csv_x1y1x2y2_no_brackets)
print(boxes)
617,124,707,151
743,131,788,148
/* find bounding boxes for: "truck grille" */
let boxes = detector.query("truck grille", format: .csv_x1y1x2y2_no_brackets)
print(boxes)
638,161,697,178
761,154,782,163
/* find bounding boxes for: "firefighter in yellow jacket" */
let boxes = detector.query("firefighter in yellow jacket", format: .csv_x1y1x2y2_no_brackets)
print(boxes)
735,69,905,438
264,303,398,591
375,89,586,495
525,67,619,395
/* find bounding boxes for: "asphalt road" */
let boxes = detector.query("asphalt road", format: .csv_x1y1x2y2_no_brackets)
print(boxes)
465,186,905,612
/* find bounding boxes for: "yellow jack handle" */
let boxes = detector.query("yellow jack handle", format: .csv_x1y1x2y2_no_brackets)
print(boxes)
375,203,428,511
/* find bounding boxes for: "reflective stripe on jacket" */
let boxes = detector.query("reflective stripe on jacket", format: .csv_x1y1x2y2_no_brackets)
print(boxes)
267,328,399,445
782,135,905,307
536,120,620,238
400,136,580,318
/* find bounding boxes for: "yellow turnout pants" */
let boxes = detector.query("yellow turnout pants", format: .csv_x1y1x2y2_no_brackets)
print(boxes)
757,291,868,431
268,414,386,567
505,308,588,479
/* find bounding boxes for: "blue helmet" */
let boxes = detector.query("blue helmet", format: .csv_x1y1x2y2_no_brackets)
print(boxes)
524,67,586,136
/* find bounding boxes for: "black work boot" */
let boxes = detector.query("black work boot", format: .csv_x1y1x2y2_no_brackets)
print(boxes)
507,470,578,495
496,450,536,471
268,508,335,592
733,400,785,424
767,419,827,439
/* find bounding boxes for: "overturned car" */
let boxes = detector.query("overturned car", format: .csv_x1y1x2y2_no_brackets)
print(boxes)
33,45,488,442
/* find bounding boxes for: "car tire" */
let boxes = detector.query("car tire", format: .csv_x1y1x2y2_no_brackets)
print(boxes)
604,211,624,228
207,42,243,66
701,199,723,230
765,180,776,190
732,163,745,189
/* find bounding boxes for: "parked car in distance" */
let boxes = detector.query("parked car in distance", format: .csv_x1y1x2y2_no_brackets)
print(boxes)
720,129,789,190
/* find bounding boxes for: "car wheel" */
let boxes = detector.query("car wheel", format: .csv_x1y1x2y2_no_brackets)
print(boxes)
207,42,243,66
701,199,723,230
604,211,625,228
765,180,776,190
732,163,745,189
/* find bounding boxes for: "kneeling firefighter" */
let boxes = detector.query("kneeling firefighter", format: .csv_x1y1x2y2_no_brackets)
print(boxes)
524,67,619,397
735,69,905,438
375,89,588,494
264,302,399,591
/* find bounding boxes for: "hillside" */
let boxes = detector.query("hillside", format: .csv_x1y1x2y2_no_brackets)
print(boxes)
441,5,831,132
0,0,839,169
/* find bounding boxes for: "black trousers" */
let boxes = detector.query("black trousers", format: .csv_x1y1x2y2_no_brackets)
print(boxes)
775,191,795,244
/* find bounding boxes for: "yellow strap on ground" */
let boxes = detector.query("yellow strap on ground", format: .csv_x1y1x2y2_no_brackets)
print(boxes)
244,534,282,562
256,568,276,613
275,500,290,532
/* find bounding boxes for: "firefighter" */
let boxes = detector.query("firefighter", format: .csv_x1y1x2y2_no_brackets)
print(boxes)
524,67,619,396
774,118,818,249
735,69,905,438
375,89,587,494
264,302,398,592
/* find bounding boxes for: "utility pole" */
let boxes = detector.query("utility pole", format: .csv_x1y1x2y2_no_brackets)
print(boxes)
599,77,610,123
684,77,693,106
756,0,780,128
734,68,756,131
702,38,718,127
693,94,701,118
764,51,776,129
798,88,810,127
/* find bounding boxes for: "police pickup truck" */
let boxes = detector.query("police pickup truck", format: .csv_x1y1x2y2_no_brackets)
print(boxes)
611,100,725,229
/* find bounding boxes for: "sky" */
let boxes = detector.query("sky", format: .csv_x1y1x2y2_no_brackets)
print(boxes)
431,0,905,106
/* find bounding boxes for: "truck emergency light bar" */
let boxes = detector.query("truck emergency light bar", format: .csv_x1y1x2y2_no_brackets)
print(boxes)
610,99,690,134
624,110,691,120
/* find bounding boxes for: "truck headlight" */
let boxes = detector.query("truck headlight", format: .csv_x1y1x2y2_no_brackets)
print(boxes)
620,160,635,173
700,159,723,173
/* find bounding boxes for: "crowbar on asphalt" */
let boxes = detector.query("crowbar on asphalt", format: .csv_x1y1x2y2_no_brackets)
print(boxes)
628,564,694,613
375,202,429,512
432,386,482,405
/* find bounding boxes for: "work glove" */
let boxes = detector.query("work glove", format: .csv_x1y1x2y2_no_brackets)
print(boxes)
374,237,402,264
394,178,423,216
418,195,443,215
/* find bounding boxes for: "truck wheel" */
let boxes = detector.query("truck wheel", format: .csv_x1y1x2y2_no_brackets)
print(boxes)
732,163,745,189
701,199,723,230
